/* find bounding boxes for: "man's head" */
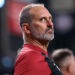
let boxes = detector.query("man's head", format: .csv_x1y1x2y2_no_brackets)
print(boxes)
51,49,75,75
19,4,54,42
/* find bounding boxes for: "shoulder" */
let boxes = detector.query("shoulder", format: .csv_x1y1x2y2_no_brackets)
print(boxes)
15,46,42,66
14,46,51,75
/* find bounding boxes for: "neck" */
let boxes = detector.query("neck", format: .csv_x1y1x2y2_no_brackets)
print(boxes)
24,36,49,52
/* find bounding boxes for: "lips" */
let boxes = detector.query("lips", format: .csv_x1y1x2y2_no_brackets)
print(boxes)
47,28,54,33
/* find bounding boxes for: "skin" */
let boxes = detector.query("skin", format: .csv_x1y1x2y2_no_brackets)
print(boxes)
60,55,75,75
70,56,75,75
22,6,54,51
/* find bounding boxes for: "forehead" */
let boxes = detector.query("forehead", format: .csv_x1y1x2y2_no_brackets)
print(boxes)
30,6,52,18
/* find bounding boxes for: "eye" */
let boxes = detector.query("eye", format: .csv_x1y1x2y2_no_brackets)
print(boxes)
40,17,46,22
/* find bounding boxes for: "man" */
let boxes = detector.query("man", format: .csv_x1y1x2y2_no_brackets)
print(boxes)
51,48,75,75
14,4,62,75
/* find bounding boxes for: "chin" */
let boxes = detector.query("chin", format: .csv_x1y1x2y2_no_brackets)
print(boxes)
43,34,54,41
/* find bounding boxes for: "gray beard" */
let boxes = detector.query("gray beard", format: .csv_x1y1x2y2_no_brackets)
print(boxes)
31,30,54,41
30,24,54,41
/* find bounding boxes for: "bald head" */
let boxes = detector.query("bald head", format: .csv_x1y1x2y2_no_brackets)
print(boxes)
19,4,44,27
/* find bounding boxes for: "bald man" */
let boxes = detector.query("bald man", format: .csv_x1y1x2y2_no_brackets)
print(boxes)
14,3,62,75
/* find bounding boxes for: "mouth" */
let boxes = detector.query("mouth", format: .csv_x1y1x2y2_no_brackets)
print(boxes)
47,28,54,34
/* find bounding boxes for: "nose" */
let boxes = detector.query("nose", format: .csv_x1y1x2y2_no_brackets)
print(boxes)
47,20,53,29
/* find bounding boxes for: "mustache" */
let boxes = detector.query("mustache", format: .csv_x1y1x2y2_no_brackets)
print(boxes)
45,28,54,33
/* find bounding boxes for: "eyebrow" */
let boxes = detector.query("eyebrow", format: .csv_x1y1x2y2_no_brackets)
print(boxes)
39,15,52,21
41,16,52,19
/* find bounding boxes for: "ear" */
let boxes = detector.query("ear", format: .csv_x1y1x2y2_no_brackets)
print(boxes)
66,65,70,72
22,23,31,34
66,64,72,74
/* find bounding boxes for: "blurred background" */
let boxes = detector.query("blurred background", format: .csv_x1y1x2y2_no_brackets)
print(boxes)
0,0,75,74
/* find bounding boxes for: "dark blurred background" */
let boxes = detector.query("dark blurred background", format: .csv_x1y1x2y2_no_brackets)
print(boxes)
0,0,75,74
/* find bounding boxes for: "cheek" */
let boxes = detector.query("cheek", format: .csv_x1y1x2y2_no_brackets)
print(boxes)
72,63,75,72
37,25,47,32
31,21,47,32
74,64,75,70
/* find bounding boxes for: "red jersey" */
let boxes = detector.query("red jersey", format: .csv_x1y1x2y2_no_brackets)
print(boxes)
14,44,51,75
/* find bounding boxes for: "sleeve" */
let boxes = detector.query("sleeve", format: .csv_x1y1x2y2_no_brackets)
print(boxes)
14,51,51,75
